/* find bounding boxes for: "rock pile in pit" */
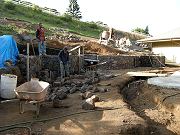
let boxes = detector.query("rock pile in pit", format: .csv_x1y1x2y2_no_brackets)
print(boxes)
46,71,114,108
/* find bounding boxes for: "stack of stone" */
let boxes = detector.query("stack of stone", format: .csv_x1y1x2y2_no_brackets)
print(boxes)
46,72,112,109
47,33,81,42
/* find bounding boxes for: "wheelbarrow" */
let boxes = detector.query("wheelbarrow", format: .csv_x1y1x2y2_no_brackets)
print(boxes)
15,80,49,117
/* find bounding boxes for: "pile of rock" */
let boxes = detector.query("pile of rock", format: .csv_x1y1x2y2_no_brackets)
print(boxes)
46,71,112,109
47,33,81,43
114,37,144,52
48,74,99,100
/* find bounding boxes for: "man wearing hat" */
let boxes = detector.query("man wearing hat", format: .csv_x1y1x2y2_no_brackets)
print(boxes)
58,46,70,78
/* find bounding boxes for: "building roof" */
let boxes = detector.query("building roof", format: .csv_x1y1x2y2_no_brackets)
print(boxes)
138,28,180,43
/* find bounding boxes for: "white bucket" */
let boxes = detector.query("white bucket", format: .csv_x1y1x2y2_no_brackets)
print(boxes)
0,74,17,99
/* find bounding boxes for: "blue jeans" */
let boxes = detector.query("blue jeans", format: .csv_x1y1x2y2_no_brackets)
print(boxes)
60,61,70,78
38,41,46,55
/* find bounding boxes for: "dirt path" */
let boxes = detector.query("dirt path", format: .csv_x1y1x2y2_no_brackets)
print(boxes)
0,69,179,135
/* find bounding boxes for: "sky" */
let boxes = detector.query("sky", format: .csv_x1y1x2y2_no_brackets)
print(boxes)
24,0,180,36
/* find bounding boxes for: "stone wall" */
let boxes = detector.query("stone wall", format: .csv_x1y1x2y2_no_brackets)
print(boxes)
98,55,135,69
98,55,165,70
0,55,164,83
17,55,82,81
17,54,165,81
135,55,165,67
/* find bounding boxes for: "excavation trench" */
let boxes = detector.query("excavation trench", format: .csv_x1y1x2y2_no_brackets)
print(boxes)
119,76,179,135
0,72,179,135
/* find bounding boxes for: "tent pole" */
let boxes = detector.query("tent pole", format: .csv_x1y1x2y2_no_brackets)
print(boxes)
27,43,30,81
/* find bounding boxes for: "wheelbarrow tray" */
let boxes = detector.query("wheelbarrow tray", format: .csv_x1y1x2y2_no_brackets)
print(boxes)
15,81,49,101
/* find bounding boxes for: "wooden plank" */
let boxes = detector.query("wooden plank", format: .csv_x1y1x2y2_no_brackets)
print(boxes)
127,72,167,77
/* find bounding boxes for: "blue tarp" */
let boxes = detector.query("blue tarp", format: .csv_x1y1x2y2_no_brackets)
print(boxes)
0,35,19,68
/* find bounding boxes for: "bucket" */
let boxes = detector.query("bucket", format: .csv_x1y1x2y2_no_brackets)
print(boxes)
0,74,17,99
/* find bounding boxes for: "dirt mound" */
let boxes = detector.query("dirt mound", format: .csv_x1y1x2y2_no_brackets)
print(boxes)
46,40,127,55
46,39,68,49
84,41,126,55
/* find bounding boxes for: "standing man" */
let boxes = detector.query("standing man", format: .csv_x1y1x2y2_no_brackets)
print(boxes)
58,46,70,79
36,23,46,56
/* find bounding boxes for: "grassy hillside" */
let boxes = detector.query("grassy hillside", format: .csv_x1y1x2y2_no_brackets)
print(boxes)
0,0,103,38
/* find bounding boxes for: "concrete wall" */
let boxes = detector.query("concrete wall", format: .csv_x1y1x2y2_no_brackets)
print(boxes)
152,41,180,64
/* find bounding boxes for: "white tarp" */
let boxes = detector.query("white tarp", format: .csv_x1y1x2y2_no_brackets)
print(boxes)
147,71,180,89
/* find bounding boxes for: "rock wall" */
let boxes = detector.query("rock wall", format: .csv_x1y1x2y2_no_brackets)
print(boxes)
17,55,82,81
98,55,165,70
16,55,165,81
136,55,165,67
98,55,135,69
0,54,164,83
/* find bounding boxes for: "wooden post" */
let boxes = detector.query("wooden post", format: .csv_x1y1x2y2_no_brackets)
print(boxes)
27,43,30,81
82,46,84,56
78,47,81,74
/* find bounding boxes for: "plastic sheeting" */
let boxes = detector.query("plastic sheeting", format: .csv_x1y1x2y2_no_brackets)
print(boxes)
147,71,180,89
0,35,19,68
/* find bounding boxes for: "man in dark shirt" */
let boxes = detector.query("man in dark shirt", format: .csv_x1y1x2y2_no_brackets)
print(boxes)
58,46,70,78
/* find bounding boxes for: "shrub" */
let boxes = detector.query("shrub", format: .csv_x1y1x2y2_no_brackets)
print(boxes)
88,23,98,29
61,13,73,22
32,4,42,13
4,1,16,10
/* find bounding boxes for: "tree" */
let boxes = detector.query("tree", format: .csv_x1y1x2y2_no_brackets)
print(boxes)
144,26,149,35
132,26,150,35
66,0,82,19
132,27,145,34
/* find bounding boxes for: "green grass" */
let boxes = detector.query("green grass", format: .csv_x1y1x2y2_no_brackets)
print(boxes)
0,24,17,35
0,0,103,38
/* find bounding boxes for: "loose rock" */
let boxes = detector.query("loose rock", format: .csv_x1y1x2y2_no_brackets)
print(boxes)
82,98,95,110
79,91,94,100
53,98,63,108
85,91,94,99
56,90,67,100
72,80,83,87
86,85,94,91
97,87,108,93
79,93,85,100
53,81,61,87
91,87,99,93
47,93,56,101
91,95,100,102
61,86,69,94
84,78,93,85
91,78,100,84
70,86,77,94
80,84,89,93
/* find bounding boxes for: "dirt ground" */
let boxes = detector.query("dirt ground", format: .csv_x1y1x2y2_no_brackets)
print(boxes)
0,68,180,135
133,83,180,134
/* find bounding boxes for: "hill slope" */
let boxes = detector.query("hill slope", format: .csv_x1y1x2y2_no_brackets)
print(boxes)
0,0,147,40
0,0,103,38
